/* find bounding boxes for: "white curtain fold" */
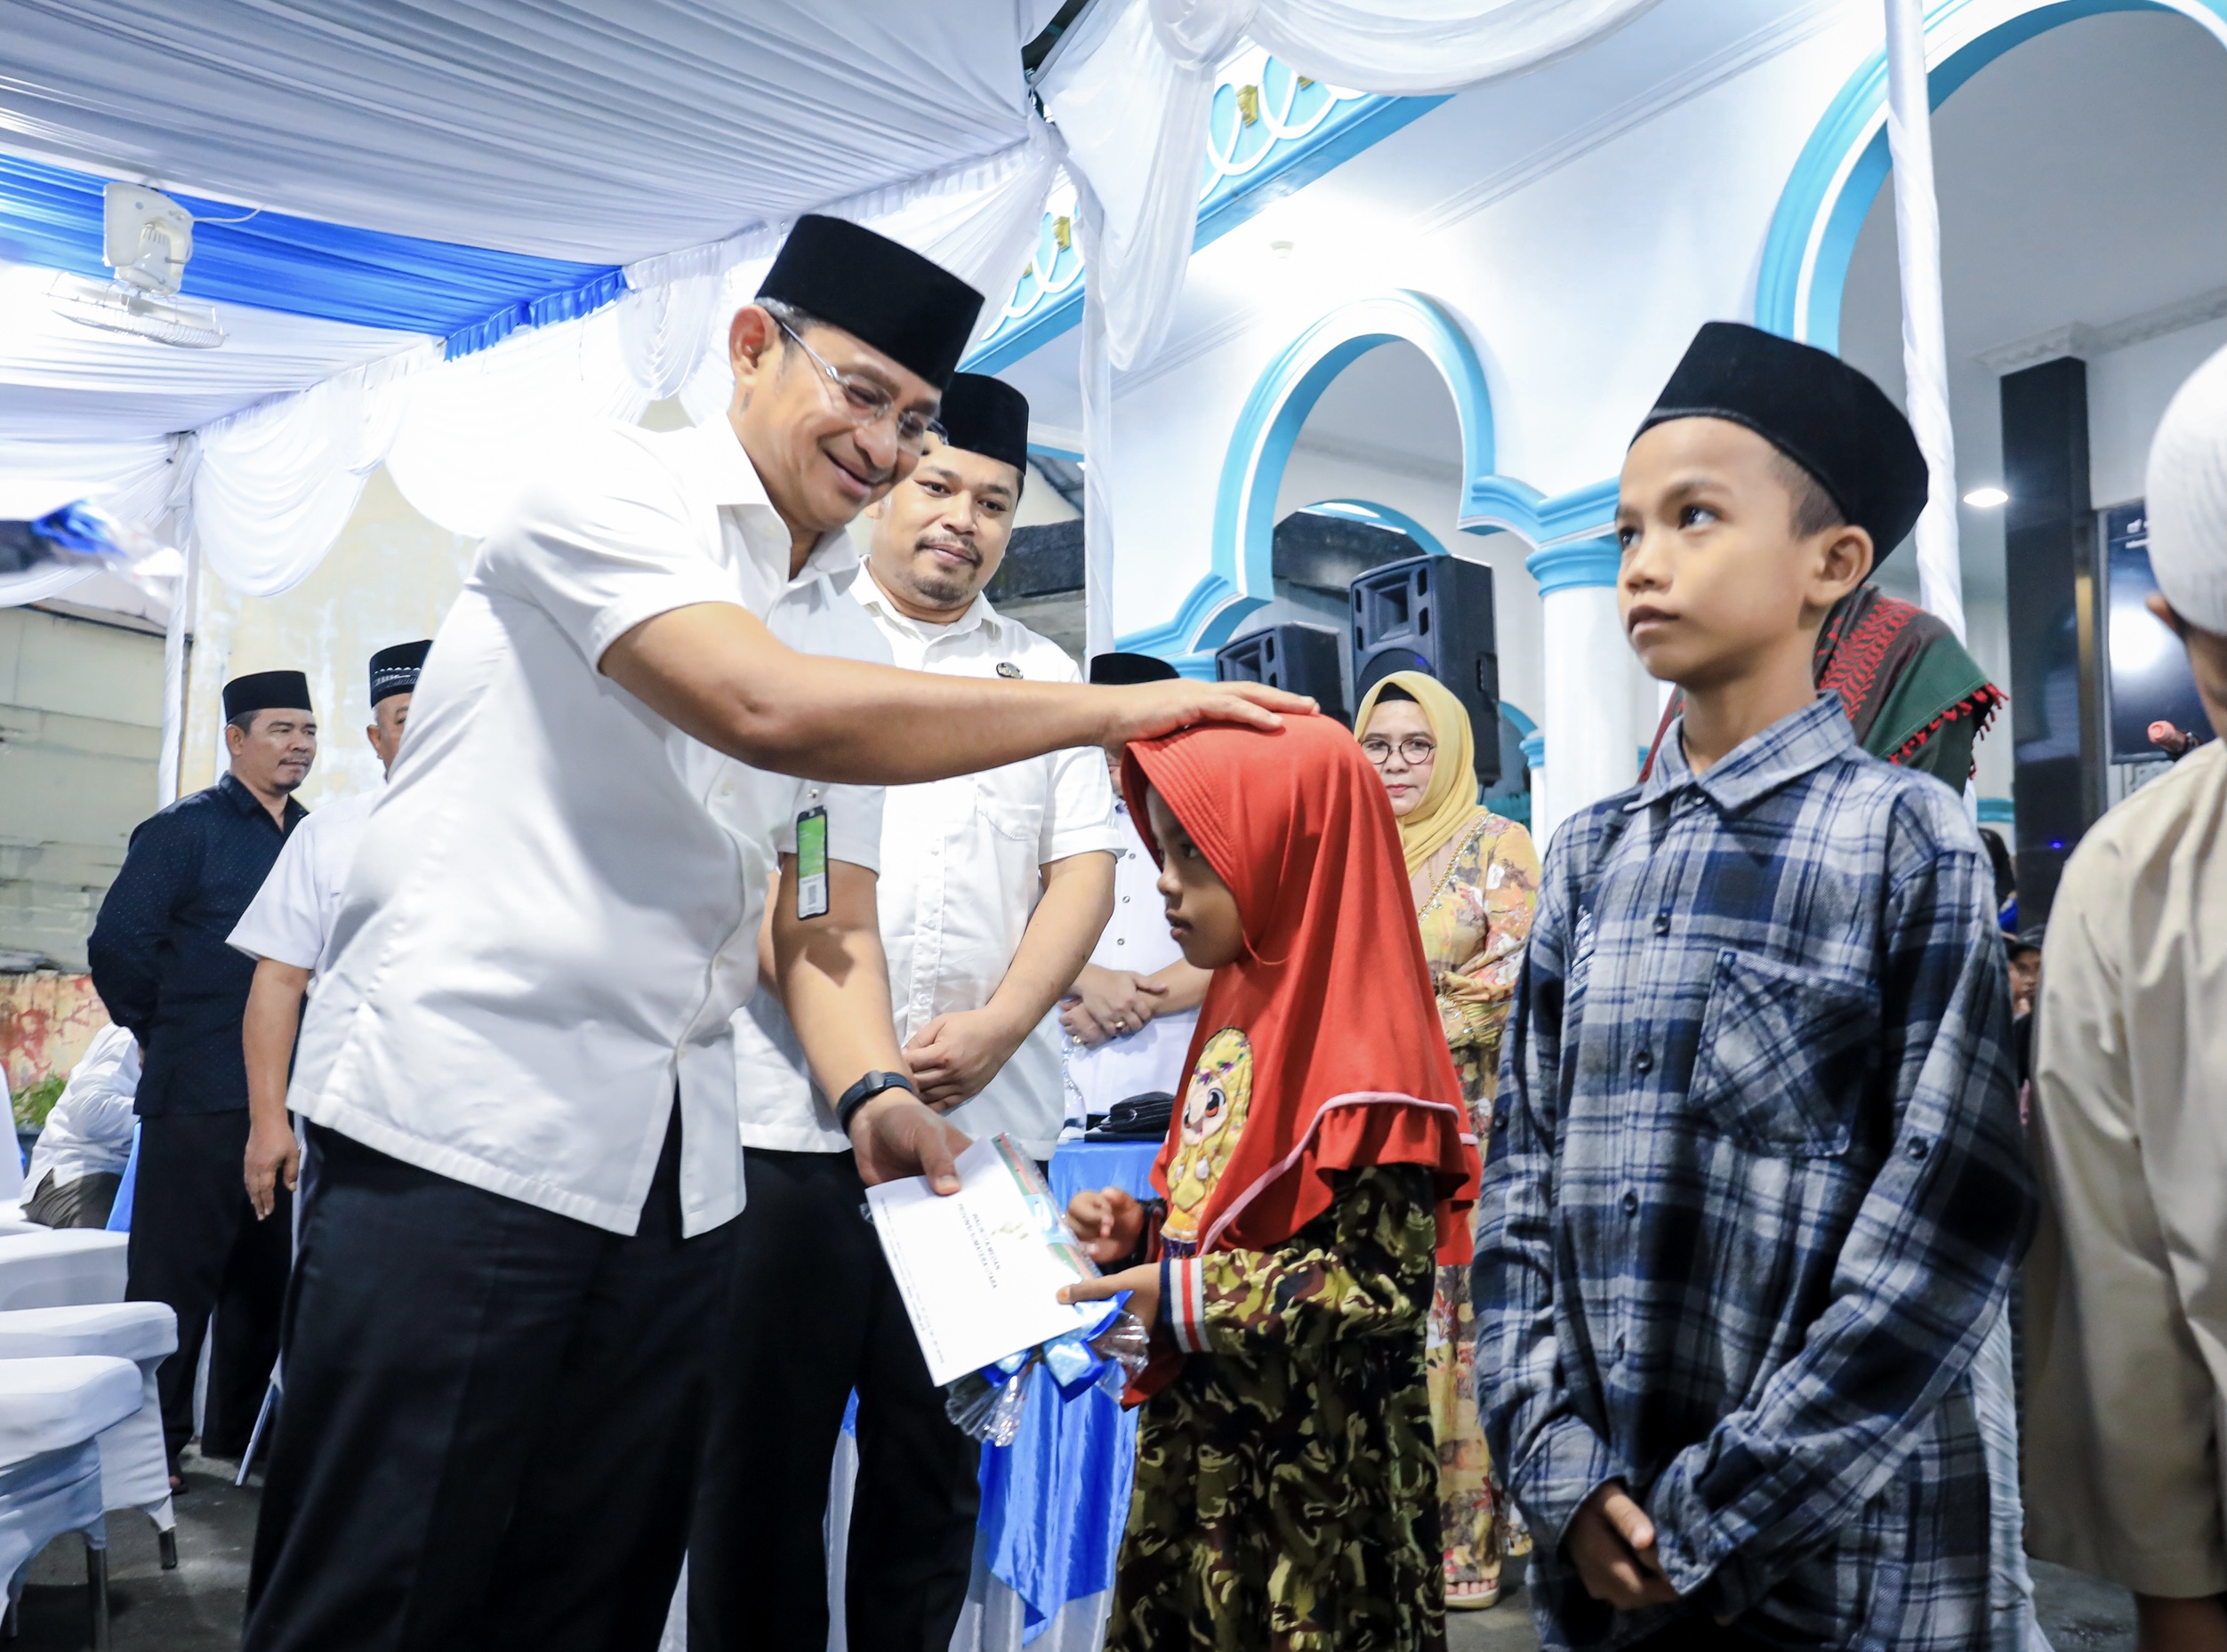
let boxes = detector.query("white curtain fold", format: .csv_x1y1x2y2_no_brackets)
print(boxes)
192,344,435,598
0,433,191,607
646,120,1064,430
385,311,651,541
1038,0,1664,648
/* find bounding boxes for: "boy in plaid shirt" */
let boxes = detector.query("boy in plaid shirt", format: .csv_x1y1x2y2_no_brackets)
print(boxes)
1475,323,2035,1651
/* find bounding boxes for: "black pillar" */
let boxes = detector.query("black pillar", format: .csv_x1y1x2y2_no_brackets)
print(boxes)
2000,356,2102,926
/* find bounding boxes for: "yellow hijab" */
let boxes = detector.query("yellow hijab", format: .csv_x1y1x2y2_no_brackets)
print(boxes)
1354,670,1484,878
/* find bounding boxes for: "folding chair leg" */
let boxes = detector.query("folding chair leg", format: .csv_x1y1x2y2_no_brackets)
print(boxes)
235,1380,278,1488
84,1539,109,1652
157,1528,177,1570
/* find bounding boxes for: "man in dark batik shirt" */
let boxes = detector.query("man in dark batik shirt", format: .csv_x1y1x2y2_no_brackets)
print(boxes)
89,669,315,1477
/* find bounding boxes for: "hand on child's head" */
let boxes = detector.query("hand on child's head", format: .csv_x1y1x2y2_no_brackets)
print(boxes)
1614,416,1874,690
1143,785,1244,969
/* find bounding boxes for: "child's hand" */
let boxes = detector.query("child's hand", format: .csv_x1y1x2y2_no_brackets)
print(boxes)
1060,1263,1159,1329
1564,1481,1678,1610
1066,1186,1145,1263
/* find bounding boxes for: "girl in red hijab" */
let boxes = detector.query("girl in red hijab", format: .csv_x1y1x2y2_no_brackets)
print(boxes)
1061,711,1479,1650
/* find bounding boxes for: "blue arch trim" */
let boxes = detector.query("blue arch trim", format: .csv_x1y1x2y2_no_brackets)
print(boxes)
1117,292,1627,663
1290,498,1451,557
1526,536,1620,596
1756,0,2227,350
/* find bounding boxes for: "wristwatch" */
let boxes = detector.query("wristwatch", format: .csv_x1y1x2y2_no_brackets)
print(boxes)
835,1070,919,1136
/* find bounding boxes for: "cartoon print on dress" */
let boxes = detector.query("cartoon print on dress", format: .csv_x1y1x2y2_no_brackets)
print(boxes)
1162,1027,1253,1246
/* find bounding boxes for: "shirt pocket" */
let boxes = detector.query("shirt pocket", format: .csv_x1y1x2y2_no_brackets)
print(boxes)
975,770,1046,846
1684,949,1880,1157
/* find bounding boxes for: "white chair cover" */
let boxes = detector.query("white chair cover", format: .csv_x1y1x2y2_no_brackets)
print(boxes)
0,1441,106,1608
0,1304,179,1530
0,1357,141,1470
0,1231,128,1311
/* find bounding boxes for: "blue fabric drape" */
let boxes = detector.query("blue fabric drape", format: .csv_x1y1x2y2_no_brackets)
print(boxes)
976,1139,1161,1640
0,153,623,357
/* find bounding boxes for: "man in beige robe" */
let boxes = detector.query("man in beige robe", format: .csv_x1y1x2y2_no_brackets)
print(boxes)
2026,341,2227,1652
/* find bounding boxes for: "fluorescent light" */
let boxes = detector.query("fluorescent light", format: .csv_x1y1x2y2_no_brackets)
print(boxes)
1963,486,2008,509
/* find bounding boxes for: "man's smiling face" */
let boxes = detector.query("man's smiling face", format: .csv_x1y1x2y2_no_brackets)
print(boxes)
728,305,942,539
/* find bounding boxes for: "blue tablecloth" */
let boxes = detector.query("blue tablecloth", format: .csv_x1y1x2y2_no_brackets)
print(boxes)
977,1139,1161,1641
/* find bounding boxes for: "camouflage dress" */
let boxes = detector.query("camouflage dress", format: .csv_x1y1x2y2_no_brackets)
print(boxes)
1109,1163,1445,1652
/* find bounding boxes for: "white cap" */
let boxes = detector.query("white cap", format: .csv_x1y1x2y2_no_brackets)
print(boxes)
2146,342,2227,634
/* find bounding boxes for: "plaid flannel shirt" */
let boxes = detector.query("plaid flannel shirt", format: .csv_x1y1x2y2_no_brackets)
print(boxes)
1475,695,2034,1651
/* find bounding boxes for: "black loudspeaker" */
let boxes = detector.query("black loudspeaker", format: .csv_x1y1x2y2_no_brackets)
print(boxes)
1349,555,1500,789
1215,622,1348,725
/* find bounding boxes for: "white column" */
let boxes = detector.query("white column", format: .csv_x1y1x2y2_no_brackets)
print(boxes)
1526,538,1644,850
1884,0,1966,639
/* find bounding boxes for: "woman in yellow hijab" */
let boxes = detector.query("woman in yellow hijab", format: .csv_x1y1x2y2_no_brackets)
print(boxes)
1353,670,1540,1610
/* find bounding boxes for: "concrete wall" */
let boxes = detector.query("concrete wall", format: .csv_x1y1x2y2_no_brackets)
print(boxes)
0,605,165,971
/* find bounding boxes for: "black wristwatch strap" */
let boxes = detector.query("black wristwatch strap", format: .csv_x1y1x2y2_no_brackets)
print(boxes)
836,1070,918,1136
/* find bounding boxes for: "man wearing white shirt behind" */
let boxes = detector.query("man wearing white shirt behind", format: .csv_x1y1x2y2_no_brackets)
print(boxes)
692,376,1118,1652
1057,652,1213,1137
241,216,1304,1652
229,638,428,1220
21,1023,141,1230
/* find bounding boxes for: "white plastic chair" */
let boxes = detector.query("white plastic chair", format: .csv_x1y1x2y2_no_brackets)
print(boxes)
0,1232,128,1313
0,1354,142,1649
0,1305,179,1570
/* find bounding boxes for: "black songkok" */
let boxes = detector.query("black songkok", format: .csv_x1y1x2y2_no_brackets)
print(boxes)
1089,652,1179,686
223,670,312,720
1636,321,1930,559
369,640,432,706
936,373,1031,476
757,215,984,390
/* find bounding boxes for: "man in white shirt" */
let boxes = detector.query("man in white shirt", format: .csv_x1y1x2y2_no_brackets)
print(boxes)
21,1023,141,1229
240,218,1302,1652
1058,652,1213,1137
229,638,428,1220
691,374,1118,1652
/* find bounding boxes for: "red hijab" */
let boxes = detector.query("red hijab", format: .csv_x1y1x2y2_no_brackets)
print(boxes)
1122,712,1479,1266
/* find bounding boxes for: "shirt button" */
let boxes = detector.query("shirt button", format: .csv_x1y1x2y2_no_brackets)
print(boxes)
1907,1135,1930,1161
1633,1049,1654,1075
1115,938,1125,946
1621,1190,1639,1215
1653,911,1671,935
1121,895,1130,903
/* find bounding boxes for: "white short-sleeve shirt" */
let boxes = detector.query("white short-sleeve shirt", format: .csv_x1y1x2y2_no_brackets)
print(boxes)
684,550,891,1152
1061,801,1201,1133
227,790,377,977
287,416,848,1238
726,575,1116,1161
25,1024,140,1191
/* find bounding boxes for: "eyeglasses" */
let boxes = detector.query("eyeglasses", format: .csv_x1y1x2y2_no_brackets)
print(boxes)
775,317,947,454
1361,735,1437,766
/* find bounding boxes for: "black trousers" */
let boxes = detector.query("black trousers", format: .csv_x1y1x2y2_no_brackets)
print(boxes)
125,1110,291,1464
26,1170,122,1230
689,1150,980,1652
243,1107,732,1652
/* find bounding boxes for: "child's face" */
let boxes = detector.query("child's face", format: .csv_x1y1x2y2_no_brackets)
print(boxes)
1614,417,1873,691
1144,785,1245,969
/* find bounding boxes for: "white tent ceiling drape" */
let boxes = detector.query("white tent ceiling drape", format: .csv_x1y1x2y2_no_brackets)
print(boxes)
0,0,1676,630
0,0,1063,262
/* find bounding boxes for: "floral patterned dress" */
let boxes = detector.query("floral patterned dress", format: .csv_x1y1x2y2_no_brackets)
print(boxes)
1413,809,1540,1599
